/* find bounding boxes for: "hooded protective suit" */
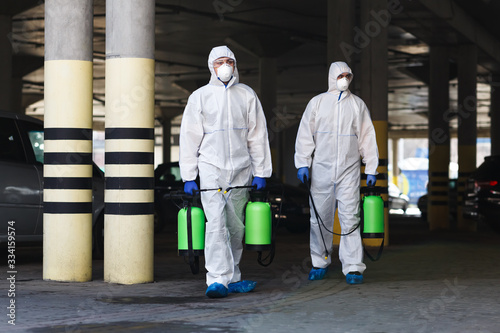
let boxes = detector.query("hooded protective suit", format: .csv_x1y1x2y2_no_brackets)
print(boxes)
179,46,272,287
294,61,379,275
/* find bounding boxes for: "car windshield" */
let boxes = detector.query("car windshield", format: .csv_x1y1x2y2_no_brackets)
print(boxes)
158,164,182,182
28,130,44,163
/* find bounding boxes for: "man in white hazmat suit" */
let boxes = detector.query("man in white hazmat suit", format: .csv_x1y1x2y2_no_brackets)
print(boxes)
294,61,378,285
179,46,272,298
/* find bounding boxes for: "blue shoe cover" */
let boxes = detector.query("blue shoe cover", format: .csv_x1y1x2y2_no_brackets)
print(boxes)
308,267,328,280
346,272,363,285
205,283,228,298
228,280,257,293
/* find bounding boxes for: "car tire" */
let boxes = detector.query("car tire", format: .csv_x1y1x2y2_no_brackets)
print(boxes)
93,213,104,260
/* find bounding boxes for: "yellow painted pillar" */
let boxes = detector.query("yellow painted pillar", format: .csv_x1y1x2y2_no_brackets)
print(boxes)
428,45,450,230
104,0,155,284
43,0,93,282
334,0,389,249
457,45,477,232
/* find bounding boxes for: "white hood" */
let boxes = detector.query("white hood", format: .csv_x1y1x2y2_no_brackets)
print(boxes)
208,45,239,86
328,61,353,93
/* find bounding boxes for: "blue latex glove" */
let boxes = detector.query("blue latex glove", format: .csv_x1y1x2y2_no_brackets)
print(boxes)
184,180,199,195
297,167,309,184
367,174,377,186
252,177,266,190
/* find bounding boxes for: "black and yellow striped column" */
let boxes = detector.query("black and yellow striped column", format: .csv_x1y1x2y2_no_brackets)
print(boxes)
457,45,477,232
363,123,389,247
334,0,389,247
104,0,155,284
428,46,450,230
43,0,94,282
359,0,389,247
491,74,500,156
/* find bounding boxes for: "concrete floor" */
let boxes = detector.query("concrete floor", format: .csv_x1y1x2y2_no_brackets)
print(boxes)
2,215,500,332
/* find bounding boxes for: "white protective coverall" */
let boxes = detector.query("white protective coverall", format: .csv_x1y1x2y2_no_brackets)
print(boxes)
294,61,379,275
179,46,272,287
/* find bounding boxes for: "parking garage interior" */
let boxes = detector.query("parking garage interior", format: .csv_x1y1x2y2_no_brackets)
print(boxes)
1,0,500,331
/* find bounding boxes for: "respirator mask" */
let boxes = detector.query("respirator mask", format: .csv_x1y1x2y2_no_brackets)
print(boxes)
217,63,234,82
336,77,350,91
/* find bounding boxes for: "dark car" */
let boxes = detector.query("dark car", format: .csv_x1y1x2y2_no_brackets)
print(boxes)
153,163,310,233
417,179,458,221
0,110,105,257
154,162,184,233
463,155,500,232
266,177,310,233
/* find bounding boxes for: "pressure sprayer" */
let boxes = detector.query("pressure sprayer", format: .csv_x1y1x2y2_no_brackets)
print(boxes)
167,187,221,274
305,177,385,261
224,185,278,267
360,186,385,261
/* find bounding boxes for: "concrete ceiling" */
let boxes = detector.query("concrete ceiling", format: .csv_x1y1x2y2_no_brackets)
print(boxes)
4,0,499,135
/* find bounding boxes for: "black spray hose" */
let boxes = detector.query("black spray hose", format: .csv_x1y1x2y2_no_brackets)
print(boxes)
256,184,283,267
304,176,360,260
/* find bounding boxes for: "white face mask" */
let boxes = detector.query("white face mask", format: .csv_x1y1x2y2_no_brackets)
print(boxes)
217,63,233,82
336,77,350,91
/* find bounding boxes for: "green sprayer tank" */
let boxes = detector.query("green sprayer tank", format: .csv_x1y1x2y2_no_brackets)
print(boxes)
245,190,272,251
362,186,384,239
178,206,205,256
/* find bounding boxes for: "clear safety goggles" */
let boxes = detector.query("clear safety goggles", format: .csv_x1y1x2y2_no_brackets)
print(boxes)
213,58,235,68
337,73,352,80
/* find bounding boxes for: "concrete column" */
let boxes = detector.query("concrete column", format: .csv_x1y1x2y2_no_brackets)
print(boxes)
0,15,13,111
491,74,500,156
392,138,399,186
427,46,450,230
359,0,389,247
457,45,477,232
327,0,355,64
105,0,155,284
43,0,94,282
259,57,281,179
332,0,389,246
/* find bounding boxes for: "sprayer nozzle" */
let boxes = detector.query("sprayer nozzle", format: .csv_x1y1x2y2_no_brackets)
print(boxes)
325,256,328,260
217,189,221,192
224,190,228,194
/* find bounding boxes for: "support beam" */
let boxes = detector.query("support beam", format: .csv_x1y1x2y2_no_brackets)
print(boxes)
359,0,389,247
104,0,155,284
419,0,500,69
259,57,282,179
491,74,500,156
427,45,450,230
457,44,477,232
43,0,94,282
327,0,355,64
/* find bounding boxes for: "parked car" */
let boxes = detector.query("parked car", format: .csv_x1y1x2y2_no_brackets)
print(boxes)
0,110,105,257
463,155,500,232
418,179,458,221
153,163,310,233
154,162,184,233
388,183,409,213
